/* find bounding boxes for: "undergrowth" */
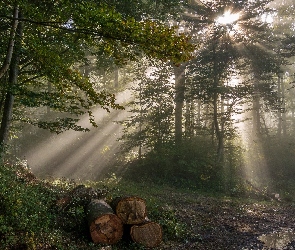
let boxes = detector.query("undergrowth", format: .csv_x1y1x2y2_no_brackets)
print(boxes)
0,160,188,249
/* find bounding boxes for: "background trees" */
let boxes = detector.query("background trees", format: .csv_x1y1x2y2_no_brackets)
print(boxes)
2,0,295,195
118,0,295,192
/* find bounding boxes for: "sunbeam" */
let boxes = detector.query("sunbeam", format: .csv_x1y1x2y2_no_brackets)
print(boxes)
17,87,133,180
235,103,272,190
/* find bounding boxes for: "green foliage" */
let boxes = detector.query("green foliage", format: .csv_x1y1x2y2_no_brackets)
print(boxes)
122,136,245,193
149,204,188,241
0,160,192,249
0,161,57,248
0,0,194,137
120,59,175,153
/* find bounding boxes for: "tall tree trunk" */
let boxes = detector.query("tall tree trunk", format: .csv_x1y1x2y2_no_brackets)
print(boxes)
47,82,52,114
281,75,287,137
252,80,261,136
0,7,19,79
174,63,186,146
0,11,23,146
213,89,223,162
114,66,119,88
277,74,282,138
185,100,192,138
212,39,223,162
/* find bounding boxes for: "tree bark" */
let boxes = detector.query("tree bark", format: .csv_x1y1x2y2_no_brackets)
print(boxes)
212,37,223,163
114,66,119,88
130,221,162,248
252,80,261,136
174,63,186,146
0,92,14,146
0,11,23,146
0,6,19,79
86,199,123,245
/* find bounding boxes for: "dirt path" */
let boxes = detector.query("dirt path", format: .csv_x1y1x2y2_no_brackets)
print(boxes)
160,191,295,250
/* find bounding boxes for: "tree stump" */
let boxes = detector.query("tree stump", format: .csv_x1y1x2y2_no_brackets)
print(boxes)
86,199,123,244
111,196,147,224
130,221,162,248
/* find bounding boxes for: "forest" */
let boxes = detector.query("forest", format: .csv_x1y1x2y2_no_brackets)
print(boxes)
1,0,295,249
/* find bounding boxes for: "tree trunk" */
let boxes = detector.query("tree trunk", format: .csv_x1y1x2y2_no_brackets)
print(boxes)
174,63,186,146
0,6,19,79
277,74,282,138
86,199,123,245
212,40,223,163
130,221,162,248
282,79,286,137
111,196,147,225
114,66,119,88
213,90,224,161
0,92,14,146
0,10,23,146
252,78,261,137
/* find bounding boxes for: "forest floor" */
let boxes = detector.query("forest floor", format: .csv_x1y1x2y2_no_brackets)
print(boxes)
152,187,295,250
4,160,295,250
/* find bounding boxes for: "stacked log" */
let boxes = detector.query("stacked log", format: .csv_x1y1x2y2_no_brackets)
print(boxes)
130,221,163,248
111,196,147,224
111,196,163,248
86,199,123,244
56,187,162,248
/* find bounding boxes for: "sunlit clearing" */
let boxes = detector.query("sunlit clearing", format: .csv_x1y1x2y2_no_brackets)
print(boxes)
216,11,240,25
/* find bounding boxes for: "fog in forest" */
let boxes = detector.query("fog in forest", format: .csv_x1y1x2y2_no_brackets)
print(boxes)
7,0,295,196
3,1,295,249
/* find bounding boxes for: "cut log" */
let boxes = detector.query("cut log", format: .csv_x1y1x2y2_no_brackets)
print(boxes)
130,221,162,248
86,199,123,244
111,196,147,224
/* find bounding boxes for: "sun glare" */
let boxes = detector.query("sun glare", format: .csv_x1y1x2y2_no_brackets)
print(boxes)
216,11,240,25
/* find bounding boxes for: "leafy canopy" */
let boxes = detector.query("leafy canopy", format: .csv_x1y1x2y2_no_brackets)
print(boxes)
0,0,194,133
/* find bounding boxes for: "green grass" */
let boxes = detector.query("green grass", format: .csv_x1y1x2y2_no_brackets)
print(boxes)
0,162,190,249
0,158,294,249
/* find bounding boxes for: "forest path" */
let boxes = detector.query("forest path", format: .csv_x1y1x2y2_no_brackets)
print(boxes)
154,188,295,250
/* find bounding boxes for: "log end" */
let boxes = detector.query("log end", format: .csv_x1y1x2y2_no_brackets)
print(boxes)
130,222,163,248
89,214,123,245
115,196,147,224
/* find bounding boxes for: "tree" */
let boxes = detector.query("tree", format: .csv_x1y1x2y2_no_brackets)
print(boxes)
120,59,175,157
0,1,194,145
183,0,281,162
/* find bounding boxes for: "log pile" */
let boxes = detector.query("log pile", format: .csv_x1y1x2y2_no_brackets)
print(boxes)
86,199,123,245
57,187,162,248
111,196,162,247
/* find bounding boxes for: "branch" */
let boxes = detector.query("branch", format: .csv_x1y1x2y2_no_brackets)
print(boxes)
0,7,19,79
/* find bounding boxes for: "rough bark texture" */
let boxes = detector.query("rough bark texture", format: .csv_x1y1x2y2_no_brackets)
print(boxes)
130,221,162,248
111,196,147,225
86,199,123,244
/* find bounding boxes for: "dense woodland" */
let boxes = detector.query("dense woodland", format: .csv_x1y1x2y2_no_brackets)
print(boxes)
1,0,295,249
